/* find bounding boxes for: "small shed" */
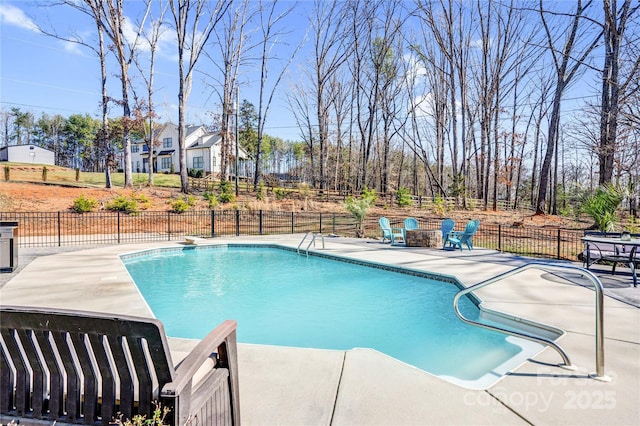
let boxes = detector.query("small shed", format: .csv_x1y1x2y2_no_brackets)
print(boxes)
0,144,55,165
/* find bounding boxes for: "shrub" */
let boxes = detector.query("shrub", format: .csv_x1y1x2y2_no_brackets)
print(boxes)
344,187,377,238
72,194,98,213
218,180,235,203
274,187,287,200
170,199,190,213
133,193,151,210
106,195,138,214
580,184,627,231
395,187,412,207
256,182,266,201
203,191,219,209
432,195,447,216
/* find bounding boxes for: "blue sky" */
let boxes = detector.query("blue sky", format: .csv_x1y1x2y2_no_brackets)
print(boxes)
0,0,308,141
1,1,606,148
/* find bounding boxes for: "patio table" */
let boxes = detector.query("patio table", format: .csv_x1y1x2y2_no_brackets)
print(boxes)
581,235,639,287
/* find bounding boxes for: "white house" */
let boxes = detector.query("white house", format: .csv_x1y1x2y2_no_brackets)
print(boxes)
130,123,248,177
0,144,55,165
186,133,249,177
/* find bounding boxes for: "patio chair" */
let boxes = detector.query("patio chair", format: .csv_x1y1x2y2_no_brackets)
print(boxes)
403,217,419,241
0,306,240,426
446,219,480,251
441,219,455,248
379,217,404,244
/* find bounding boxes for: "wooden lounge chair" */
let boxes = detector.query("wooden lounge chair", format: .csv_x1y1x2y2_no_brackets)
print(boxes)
0,306,240,426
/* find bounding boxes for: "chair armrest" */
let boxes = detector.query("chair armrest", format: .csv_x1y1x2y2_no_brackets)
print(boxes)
163,320,238,396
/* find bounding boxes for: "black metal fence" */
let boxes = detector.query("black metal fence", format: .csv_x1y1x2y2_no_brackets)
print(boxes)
0,210,586,261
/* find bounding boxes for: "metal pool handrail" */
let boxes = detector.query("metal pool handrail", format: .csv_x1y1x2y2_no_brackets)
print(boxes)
453,261,610,381
297,231,325,256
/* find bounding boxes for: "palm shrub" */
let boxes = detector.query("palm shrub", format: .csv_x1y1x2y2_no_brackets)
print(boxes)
580,184,627,231
344,188,377,238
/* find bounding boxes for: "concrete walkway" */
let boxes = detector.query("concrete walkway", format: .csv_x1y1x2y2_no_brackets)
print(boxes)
1,236,639,425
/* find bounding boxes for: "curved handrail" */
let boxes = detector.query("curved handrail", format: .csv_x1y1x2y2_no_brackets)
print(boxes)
453,261,609,381
297,232,325,256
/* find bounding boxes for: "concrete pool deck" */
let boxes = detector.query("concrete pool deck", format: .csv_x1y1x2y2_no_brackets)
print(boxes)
1,235,639,425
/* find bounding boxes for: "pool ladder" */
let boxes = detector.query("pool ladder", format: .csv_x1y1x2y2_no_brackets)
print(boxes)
453,261,610,381
297,232,325,256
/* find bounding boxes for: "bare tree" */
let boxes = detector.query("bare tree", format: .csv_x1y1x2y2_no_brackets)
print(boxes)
598,0,640,184
309,0,351,191
169,0,230,193
207,0,253,182
133,1,168,186
534,0,601,215
251,0,300,190
38,1,113,187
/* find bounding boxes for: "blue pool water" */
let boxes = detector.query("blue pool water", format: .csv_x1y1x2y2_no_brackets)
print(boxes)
123,245,543,387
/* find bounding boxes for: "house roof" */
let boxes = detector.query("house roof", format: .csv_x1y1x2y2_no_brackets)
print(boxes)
157,150,175,156
187,134,222,149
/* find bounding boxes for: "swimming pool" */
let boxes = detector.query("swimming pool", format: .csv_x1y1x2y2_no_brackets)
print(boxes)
123,244,557,389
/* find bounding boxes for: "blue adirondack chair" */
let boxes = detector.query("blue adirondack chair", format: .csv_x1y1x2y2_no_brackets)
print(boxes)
441,219,456,248
379,217,404,244
403,217,419,241
446,219,480,251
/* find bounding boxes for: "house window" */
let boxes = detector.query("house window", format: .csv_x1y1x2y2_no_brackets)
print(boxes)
193,156,203,170
131,145,139,153
161,157,172,170
163,137,172,148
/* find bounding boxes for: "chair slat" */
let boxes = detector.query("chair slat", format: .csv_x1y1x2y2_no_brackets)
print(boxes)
16,329,46,417
69,333,98,424
0,329,28,416
0,344,15,413
51,331,81,422
87,334,116,425
127,337,153,416
106,335,134,421
33,330,64,420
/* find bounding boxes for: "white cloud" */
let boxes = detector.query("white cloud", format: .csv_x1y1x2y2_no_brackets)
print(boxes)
0,4,39,32
63,40,84,55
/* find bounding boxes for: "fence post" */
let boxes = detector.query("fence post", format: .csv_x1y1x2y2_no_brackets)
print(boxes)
291,212,295,234
557,229,561,260
211,210,215,238
117,211,121,244
333,213,336,234
57,211,61,247
498,224,502,251
319,213,323,233
167,211,171,241
259,210,263,235
235,210,240,236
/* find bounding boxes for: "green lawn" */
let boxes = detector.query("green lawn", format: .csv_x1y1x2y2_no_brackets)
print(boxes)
3,162,181,188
